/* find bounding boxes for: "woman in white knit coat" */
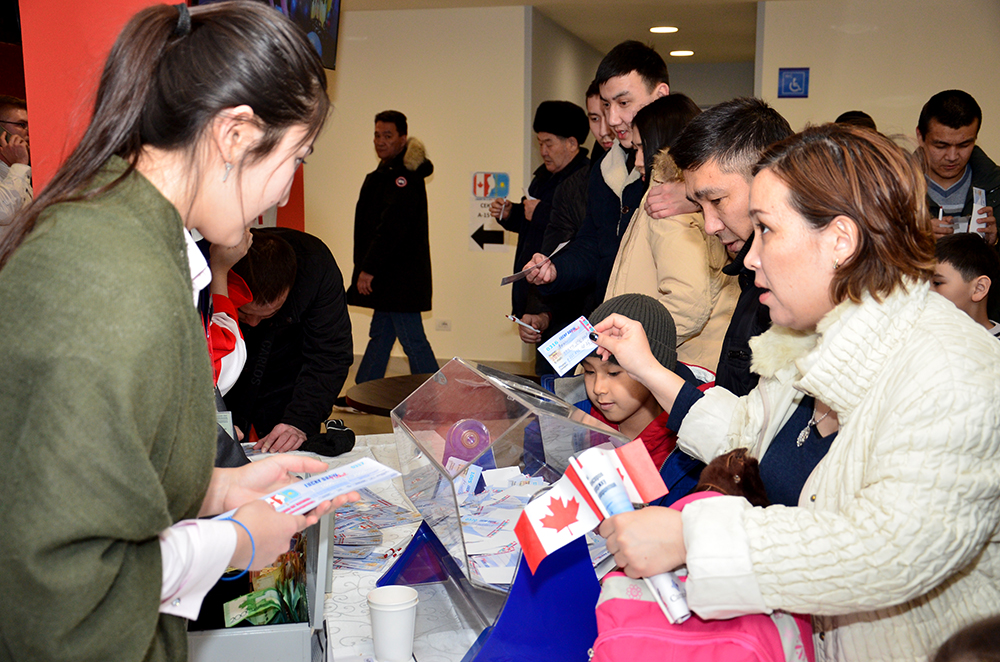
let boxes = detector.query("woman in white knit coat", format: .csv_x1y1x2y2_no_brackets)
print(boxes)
593,124,1000,662
605,95,738,371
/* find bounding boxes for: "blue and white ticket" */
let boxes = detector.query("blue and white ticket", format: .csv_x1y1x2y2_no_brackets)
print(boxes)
215,457,401,519
538,315,597,376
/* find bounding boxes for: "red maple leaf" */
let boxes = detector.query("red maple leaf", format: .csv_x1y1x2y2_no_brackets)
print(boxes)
540,496,580,532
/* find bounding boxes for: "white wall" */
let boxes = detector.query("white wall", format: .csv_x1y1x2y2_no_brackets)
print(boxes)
308,7,530,363
669,61,755,108
307,7,601,364
757,0,1000,155
528,9,603,170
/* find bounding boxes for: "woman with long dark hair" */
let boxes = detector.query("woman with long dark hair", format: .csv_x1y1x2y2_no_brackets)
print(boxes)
605,94,738,371
0,4,356,659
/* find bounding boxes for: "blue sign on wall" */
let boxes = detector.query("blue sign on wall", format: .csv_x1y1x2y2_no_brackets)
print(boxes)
778,68,809,98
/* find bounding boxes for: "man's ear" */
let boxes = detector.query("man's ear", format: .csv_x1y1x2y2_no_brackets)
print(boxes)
829,215,860,268
567,137,579,152
654,82,670,99
972,275,991,303
212,105,262,164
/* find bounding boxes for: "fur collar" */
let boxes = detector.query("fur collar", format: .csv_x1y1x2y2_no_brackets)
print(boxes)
650,149,682,186
749,281,932,416
403,137,427,171
749,325,816,380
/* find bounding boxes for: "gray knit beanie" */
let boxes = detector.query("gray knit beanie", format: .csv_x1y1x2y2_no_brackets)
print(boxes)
589,294,678,371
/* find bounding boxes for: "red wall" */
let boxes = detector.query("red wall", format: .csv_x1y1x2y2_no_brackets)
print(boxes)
18,0,305,229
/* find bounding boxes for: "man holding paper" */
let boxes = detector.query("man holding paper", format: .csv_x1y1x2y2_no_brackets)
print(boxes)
491,101,591,372
917,90,1000,246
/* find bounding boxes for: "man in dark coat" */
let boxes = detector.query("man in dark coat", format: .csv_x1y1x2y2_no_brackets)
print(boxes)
347,110,437,383
224,227,353,452
525,41,670,316
489,100,590,373
670,97,792,397
916,90,1000,248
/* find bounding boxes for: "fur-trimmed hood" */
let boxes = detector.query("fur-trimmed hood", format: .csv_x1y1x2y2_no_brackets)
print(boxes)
650,148,682,186
402,137,433,177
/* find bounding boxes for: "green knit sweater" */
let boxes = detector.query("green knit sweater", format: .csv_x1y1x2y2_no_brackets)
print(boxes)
0,157,216,662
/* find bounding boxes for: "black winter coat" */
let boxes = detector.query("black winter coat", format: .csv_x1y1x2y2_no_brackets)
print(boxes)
541,145,647,315
498,149,589,317
714,234,771,397
224,228,353,437
347,138,434,312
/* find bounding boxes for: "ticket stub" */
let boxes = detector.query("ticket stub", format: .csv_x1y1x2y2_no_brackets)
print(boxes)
215,457,401,519
538,315,597,376
500,241,569,285
971,187,987,234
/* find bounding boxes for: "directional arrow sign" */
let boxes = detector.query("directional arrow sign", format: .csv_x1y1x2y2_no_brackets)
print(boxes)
472,225,504,249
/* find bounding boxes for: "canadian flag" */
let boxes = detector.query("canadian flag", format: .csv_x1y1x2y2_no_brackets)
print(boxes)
472,172,496,198
514,439,667,573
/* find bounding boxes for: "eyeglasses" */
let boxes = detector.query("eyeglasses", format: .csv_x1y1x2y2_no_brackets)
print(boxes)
0,120,28,130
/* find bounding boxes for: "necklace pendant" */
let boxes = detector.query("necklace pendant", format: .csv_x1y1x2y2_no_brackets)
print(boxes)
796,425,811,447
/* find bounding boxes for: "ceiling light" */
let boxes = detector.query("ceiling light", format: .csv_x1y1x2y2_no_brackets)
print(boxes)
650,26,678,34
670,50,694,57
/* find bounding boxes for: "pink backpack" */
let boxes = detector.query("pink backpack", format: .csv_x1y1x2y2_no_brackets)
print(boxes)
591,494,814,662
592,573,813,662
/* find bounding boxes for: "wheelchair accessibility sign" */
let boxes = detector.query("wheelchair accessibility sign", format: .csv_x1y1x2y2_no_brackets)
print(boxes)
778,68,809,98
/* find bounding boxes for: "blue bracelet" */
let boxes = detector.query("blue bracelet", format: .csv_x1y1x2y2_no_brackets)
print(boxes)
220,517,254,581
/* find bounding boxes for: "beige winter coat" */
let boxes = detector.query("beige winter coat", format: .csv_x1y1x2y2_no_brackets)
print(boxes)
605,153,738,371
675,281,1000,661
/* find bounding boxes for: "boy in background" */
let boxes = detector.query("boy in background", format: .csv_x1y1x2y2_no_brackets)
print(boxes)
933,233,1000,339
575,293,705,505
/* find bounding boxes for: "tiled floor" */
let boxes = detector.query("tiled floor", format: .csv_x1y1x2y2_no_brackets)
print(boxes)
331,356,534,437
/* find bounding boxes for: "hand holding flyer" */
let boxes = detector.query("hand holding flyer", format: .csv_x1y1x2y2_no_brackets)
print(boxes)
216,457,401,520
514,439,667,573
572,452,691,624
971,187,987,235
500,241,569,286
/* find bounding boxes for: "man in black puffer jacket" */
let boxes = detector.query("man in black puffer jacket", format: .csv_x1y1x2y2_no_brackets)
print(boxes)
347,110,438,383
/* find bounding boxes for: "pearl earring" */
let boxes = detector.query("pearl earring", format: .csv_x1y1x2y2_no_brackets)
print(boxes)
222,162,233,183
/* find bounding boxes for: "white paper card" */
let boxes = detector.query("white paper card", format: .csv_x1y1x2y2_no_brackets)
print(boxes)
538,316,597,376
971,187,987,234
499,241,569,285
482,466,522,487
215,457,400,519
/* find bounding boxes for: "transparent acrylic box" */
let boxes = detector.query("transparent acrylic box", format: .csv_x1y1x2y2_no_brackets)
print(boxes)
388,358,627,660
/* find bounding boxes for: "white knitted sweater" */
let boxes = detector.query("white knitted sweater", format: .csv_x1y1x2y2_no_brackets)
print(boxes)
676,281,1000,661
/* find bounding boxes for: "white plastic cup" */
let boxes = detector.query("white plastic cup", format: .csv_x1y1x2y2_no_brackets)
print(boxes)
367,585,419,662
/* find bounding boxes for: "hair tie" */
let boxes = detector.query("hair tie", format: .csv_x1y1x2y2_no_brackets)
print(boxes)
221,517,254,581
173,3,192,38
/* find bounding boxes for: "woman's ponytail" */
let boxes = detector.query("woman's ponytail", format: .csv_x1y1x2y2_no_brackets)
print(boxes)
0,1,329,269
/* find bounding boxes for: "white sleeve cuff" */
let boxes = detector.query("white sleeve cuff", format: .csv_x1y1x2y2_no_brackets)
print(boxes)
212,312,247,396
160,519,237,620
682,495,769,619
676,385,740,463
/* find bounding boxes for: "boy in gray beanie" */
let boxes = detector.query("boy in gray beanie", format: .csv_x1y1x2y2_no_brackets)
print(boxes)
575,293,705,505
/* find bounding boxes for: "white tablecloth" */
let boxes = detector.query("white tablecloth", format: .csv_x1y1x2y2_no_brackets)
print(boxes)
303,433,417,662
